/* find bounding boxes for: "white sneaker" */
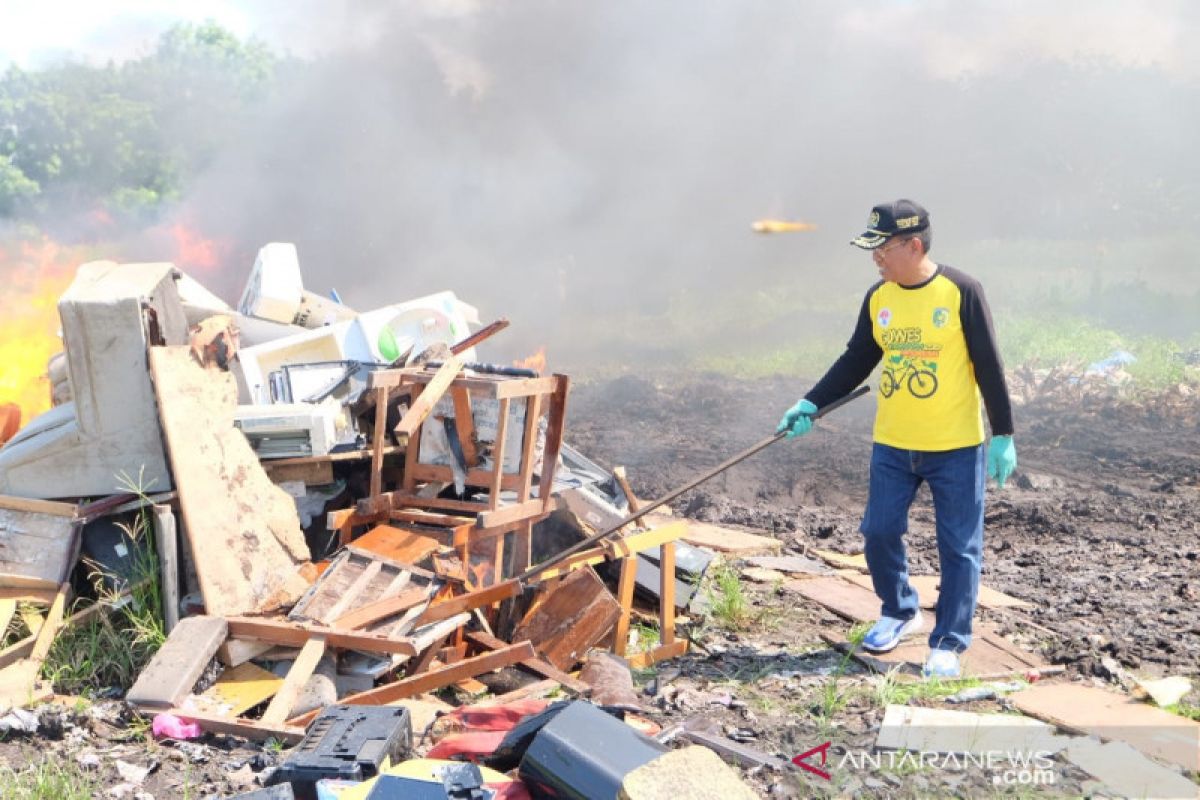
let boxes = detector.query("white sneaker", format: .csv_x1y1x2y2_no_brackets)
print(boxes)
861,610,924,653
923,648,961,679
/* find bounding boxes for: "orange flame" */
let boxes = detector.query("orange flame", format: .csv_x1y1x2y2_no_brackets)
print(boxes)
0,237,81,425
514,346,547,374
169,222,227,274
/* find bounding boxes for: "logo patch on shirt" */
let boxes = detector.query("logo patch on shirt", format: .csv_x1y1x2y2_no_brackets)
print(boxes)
932,307,950,328
877,308,891,327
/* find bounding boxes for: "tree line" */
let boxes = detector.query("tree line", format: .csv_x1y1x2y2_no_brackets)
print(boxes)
0,22,278,227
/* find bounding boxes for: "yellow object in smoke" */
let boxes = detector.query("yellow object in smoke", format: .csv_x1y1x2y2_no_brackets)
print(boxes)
752,219,818,234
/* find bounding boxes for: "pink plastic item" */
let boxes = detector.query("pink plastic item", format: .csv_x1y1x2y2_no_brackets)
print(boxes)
152,713,203,739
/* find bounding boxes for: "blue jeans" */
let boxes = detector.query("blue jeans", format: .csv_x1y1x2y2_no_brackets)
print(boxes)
859,442,985,653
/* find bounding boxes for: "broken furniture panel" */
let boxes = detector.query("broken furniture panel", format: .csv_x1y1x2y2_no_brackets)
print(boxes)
358,368,570,587
0,495,79,590
512,567,621,672
149,346,312,617
288,547,438,639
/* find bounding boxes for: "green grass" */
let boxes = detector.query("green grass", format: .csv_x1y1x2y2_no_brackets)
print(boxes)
1167,701,1200,722
870,666,992,707
0,755,100,799
705,562,751,629
42,476,167,695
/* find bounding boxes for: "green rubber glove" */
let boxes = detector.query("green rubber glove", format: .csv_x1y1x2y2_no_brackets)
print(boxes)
986,434,1017,488
776,399,818,438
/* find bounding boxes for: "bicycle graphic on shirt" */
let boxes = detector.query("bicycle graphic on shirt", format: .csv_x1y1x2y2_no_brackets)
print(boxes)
880,354,938,398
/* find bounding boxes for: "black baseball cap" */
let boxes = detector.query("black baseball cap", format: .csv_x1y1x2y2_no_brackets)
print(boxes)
850,199,930,249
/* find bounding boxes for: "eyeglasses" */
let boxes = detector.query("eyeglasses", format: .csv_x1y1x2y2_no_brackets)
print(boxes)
874,237,912,257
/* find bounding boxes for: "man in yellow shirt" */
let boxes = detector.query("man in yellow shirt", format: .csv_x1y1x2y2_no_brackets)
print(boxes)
778,199,1016,678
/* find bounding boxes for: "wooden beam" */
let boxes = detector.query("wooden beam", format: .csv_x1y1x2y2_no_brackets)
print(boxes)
262,460,334,486
0,495,77,517
450,386,479,467
476,498,546,529
627,640,688,669
410,580,521,627
260,635,326,726
612,555,638,658
601,522,687,559
369,385,389,498
225,617,417,656
287,641,535,726
539,375,569,513
393,355,464,440
171,708,305,744
659,541,676,646
0,588,58,604
467,631,589,695
331,586,430,630
450,318,510,355
152,504,180,634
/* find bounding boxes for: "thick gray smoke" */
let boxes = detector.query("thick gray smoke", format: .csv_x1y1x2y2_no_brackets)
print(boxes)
100,2,1200,359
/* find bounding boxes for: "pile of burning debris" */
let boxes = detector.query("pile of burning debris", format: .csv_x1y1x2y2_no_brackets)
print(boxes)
0,245,763,798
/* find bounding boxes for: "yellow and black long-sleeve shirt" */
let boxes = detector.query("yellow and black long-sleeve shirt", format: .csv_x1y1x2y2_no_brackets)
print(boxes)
805,265,1014,451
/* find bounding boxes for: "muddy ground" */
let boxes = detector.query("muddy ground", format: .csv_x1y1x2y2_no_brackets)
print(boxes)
1,372,1197,799
570,372,1200,681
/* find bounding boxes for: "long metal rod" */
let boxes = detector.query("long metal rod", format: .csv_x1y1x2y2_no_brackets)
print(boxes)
517,384,870,586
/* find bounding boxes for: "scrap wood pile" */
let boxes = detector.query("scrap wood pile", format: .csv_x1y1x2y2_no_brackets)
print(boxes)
0,245,777,797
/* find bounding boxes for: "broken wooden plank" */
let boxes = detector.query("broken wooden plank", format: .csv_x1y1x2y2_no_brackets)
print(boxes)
151,504,180,633
332,586,431,630
1010,683,1200,772
811,549,869,572
287,642,536,727
351,524,443,565
0,496,77,517
0,582,68,712
451,386,480,468
788,576,899,625
0,599,14,638
126,615,228,709
601,522,687,560
393,354,464,442
466,631,589,695
171,708,305,744
225,617,417,657
819,624,1043,681
844,573,1031,611
149,346,311,617
260,635,326,726
411,580,521,627
744,555,834,576
262,459,335,486
512,567,621,672
649,515,782,554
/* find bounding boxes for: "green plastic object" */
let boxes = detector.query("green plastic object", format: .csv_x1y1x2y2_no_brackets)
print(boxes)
377,327,400,363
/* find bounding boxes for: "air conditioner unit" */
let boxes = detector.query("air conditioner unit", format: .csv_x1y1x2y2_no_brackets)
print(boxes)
232,402,344,459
